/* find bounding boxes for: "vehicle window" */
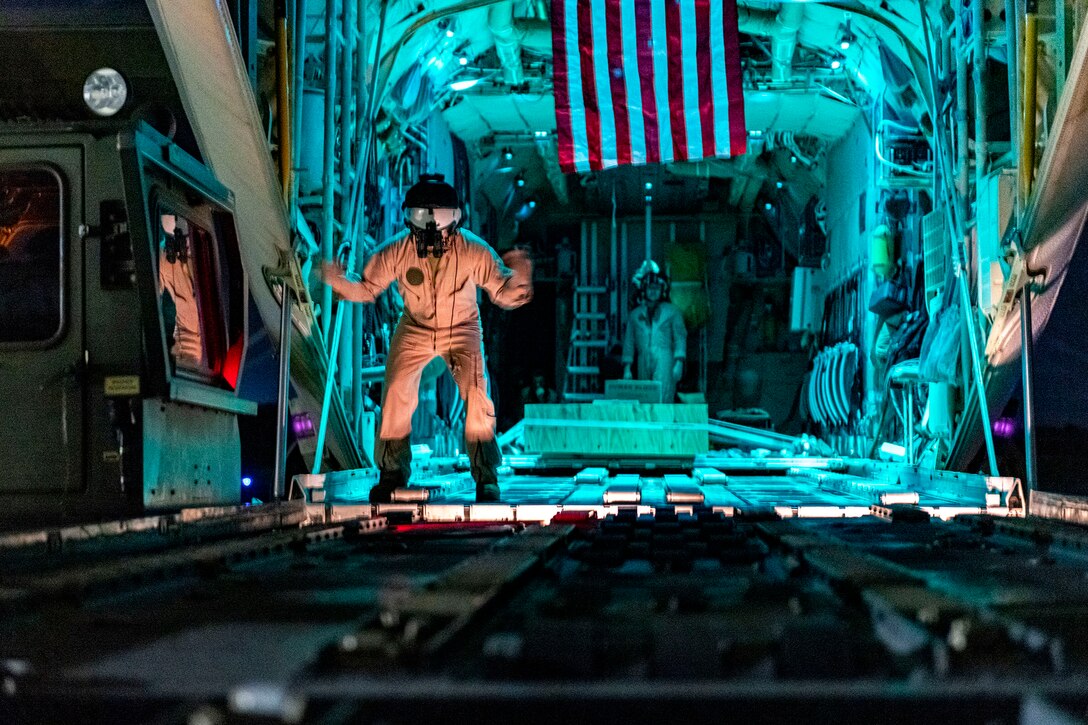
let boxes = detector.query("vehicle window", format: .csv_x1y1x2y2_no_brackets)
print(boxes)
157,211,229,381
0,168,62,344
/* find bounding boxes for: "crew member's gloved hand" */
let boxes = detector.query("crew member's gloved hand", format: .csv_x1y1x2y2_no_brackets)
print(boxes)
502,248,533,277
502,249,534,304
672,360,684,381
623,365,633,380
322,262,359,298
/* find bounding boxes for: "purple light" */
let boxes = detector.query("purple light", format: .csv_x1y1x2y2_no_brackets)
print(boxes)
992,417,1017,438
291,413,316,439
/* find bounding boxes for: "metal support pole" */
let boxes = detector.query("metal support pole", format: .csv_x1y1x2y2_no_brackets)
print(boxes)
973,0,988,189
357,0,368,104
312,300,348,475
1055,0,1068,100
339,298,353,391
699,220,707,393
1006,0,1020,175
579,221,588,286
273,283,294,498
352,305,364,436
1021,0,1039,202
337,0,355,397
620,220,628,331
644,198,652,261
1020,283,1037,510
320,0,339,344
955,259,1001,475
590,222,599,327
590,221,599,284
351,0,368,437
340,0,355,220
906,384,915,464
955,35,970,202
610,192,618,332
312,0,342,474
291,0,308,207
275,0,292,199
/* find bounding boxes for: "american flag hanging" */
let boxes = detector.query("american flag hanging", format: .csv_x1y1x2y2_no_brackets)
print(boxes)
550,0,747,173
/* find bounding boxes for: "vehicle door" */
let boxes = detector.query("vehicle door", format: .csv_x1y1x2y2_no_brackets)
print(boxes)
0,146,84,494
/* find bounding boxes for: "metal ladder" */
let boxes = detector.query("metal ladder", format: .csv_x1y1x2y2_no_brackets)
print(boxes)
564,284,610,401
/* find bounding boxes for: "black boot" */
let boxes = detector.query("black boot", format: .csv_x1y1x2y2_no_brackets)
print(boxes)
370,436,412,503
467,438,502,502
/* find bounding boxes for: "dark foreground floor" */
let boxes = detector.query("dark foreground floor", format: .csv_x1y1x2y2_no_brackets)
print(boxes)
3,497,1088,723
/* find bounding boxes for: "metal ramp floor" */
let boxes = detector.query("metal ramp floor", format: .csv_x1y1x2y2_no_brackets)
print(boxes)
4,468,1082,724
311,455,1022,524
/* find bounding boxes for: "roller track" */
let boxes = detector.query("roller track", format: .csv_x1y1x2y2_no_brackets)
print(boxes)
5,498,1088,723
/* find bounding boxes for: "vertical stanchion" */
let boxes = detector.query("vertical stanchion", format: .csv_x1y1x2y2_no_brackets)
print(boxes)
955,260,1000,475
1020,284,1037,512
273,283,294,498
610,190,618,327
291,0,307,205
312,300,348,475
1005,0,1020,186
620,221,628,323
1020,0,1039,202
275,0,292,199
644,197,652,261
337,0,355,396
973,0,988,189
906,384,915,465
320,0,339,343
579,221,587,287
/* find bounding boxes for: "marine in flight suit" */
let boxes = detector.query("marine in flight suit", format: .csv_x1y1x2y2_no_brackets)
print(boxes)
623,260,686,403
324,175,532,502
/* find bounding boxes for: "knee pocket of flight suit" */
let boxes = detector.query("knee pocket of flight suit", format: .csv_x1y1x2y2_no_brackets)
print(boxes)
447,353,495,439
464,386,497,440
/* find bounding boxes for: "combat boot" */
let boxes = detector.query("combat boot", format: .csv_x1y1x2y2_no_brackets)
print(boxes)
467,437,502,502
371,436,412,503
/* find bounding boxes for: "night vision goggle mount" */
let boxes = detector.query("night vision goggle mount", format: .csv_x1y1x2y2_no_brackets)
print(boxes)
402,174,462,259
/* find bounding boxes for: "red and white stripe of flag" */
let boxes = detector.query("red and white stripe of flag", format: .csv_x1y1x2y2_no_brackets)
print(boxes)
551,0,747,173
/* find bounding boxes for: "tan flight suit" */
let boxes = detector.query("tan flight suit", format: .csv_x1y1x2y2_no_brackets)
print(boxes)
622,301,687,403
341,229,532,487
159,247,205,372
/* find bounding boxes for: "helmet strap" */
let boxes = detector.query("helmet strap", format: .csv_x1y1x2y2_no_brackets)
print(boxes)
411,219,447,258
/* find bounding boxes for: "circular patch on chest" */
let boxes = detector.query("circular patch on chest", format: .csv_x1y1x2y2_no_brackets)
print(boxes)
405,267,425,286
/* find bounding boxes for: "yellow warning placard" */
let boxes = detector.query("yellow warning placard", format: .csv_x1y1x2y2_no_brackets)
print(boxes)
104,376,141,397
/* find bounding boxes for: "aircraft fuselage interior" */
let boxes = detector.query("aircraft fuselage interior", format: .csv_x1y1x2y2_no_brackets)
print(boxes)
4,0,1088,720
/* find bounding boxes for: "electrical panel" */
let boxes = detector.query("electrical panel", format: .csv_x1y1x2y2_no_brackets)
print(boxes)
790,266,826,333
877,127,933,189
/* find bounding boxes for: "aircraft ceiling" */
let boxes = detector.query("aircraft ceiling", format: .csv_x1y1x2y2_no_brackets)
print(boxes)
275,0,987,214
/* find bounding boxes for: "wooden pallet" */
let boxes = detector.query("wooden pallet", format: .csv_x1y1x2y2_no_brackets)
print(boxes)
522,403,708,458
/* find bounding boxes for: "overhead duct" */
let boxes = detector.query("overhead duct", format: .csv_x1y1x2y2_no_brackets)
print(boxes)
736,6,779,36
734,4,806,83
771,3,805,83
516,18,553,52
489,2,524,85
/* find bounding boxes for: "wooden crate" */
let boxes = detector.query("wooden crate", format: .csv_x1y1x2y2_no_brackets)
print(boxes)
522,403,708,458
604,379,662,404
